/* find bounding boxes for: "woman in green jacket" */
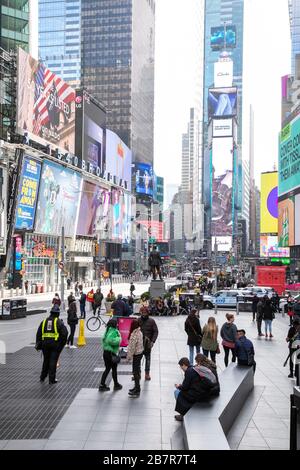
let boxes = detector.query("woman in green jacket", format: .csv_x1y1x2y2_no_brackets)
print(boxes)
99,319,123,392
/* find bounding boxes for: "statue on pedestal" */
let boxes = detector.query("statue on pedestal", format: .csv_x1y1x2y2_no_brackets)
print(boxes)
148,246,163,281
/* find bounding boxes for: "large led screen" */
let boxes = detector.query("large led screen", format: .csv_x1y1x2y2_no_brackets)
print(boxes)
135,163,155,197
112,189,124,242
15,157,41,231
35,160,82,237
211,25,237,50
122,193,132,244
278,197,295,247
260,172,278,234
17,49,76,152
260,235,290,258
295,194,300,246
208,88,237,119
279,116,300,196
105,130,132,191
77,180,110,237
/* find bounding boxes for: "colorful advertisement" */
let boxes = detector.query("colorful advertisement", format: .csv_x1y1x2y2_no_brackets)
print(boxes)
14,235,23,272
135,163,155,197
122,193,132,244
17,49,76,152
15,157,41,230
279,115,300,196
278,197,295,247
139,221,165,243
295,194,300,246
211,25,237,50
208,88,237,119
35,160,82,237
211,138,233,237
260,172,278,234
77,180,110,237
105,130,132,191
260,235,290,258
0,167,7,255
112,189,124,242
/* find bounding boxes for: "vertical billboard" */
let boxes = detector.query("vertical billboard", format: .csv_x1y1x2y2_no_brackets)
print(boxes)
279,116,300,197
135,163,155,197
17,49,76,152
278,197,295,247
0,167,7,255
295,194,300,246
105,130,132,191
211,137,233,240
122,193,132,244
15,157,41,231
35,160,82,237
260,172,278,234
111,189,124,242
76,180,110,237
208,88,237,119
214,60,233,88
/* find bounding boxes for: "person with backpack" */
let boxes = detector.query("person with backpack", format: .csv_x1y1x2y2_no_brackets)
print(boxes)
79,290,87,319
262,296,275,339
235,330,256,373
126,320,144,397
99,319,123,392
184,309,202,365
220,313,238,367
286,317,300,379
66,301,78,348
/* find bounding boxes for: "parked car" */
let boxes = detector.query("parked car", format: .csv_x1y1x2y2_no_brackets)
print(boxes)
213,290,243,308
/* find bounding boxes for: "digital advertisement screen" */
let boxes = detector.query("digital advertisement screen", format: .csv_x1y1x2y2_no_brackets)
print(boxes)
122,193,132,244
208,88,237,119
105,130,132,191
112,189,124,242
15,157,41,231
211,137,233,238
260,235,290,258
260,172,278,235
139,221,165,243
278,197,295,247
77,180,110,237
212,236,232,253
135,163,155,197
211,25,237,50
14,235,23,272
295,194,300,246
279,115,300,196
214,60,233,88
35,160,82,237
17,49,76,152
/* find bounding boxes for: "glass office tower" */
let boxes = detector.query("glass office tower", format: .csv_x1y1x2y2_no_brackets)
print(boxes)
290,0,300,75
0,0,29,52
81,0,155,164
39,0,81,86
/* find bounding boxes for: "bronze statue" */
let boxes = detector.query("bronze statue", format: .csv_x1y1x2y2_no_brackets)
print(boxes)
148,246,163,281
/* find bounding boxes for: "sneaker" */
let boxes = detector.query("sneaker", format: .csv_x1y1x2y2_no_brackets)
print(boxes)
128,390,140,398
65,344,70,348
288,373,294,378
70,345,77,349
114,384,123,391
99,384,110,392
49,379,58,384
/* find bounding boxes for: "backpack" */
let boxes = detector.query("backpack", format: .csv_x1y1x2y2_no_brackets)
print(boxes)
193,365,217,390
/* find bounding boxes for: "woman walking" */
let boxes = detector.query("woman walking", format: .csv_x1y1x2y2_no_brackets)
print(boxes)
66,301,78,348
184,309,202,365
221,313,238,367
52,293,61,308
201,317,219,363
126,320,144,398
262,297,275,339
99,319,123,392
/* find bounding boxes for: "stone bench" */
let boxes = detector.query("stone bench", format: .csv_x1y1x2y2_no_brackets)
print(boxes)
183,363,254,450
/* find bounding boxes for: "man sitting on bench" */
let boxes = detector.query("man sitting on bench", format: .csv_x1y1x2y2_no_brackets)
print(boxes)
235,330,256,373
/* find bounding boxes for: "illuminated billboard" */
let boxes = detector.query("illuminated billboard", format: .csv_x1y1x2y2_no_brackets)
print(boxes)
77,180,110,237
212,119,233,138
260,172,278,235
211,25,237,50
139,221,165,243
135,163,155,197
35,160,82,237
212,236,232,253
295,194,300,246
112,189,124,242
208,88,237,119
260,235,290,258
15,157,41,231
214,60,233,88
278,197,295,247
279,115,300,196
17,49,76,152
105,130,132,191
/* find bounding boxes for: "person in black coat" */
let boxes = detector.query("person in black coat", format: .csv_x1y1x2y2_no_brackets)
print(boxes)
184,309,202,365
252,295,259,322
262,297,275,339
286,317,300,379
138,306,159,380
67,301,79,348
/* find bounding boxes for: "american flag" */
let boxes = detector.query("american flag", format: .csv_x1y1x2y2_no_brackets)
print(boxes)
33,63,75,136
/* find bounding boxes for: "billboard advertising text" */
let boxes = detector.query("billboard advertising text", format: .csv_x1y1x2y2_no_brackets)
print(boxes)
77,180,110,237
214,60,233,88
211,25,237,50
279,116,300,196
106,130,132,191
15,157,41,231
208,88,237,119
17,49,76,152
260,172,278,235
278,197,295,247
35,160,82,237
260,235,290,258
212,236,232,253
211,137,233,238
135,163,155,197
213,119,233,138
295,194,300,246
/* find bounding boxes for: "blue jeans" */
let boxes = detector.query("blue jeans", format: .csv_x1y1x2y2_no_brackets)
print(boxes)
174,389,180,400
189,345,201,365
264,320,272,335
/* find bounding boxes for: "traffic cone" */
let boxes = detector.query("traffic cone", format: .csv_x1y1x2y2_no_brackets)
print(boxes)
77,319,86,347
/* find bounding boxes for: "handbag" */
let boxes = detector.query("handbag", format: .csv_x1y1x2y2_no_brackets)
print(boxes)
111,351,121,365
222,340,236,349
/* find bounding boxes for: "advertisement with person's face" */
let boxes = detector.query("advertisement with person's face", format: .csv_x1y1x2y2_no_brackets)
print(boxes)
211,138,233,237
135,163,155,197
15,157,41,231
112,189,124,242
35,160,82,237
105,130,132,191
77,180,110,237
122,193,132,244
278,197,295,247
208,88,237,119
17,49,76,152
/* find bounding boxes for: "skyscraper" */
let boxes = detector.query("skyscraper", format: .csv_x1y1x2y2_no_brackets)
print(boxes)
0,0,30,52
38,0,81,86
81,0,155,165
290,0,300,75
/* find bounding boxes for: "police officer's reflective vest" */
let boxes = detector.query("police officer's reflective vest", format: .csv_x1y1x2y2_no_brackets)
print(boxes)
42,317,59,341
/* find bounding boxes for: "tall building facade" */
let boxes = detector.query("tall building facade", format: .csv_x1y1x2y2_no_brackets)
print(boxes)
81,0,155,165
0,0,30,52
38,0,81,86
290,0,300,75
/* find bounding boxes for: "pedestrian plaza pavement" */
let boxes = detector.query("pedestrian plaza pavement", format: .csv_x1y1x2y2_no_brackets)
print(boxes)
0,309,296,450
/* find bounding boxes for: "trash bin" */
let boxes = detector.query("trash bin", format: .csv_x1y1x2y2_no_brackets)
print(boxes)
1,299,27,320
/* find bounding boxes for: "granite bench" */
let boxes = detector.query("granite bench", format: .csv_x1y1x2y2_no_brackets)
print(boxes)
183,363,254,450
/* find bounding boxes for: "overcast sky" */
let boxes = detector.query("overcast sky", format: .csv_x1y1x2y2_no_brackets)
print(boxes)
154,0,291,188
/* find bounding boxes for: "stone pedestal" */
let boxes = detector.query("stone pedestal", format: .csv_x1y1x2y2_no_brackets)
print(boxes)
150,280,166,298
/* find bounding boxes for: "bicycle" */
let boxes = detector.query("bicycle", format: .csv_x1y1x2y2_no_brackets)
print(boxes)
86,308,109,332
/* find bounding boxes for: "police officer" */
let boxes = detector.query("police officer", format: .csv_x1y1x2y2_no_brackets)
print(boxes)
36,305,68,384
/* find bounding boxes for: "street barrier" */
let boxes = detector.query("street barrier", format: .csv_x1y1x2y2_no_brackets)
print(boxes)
77,319,86,347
